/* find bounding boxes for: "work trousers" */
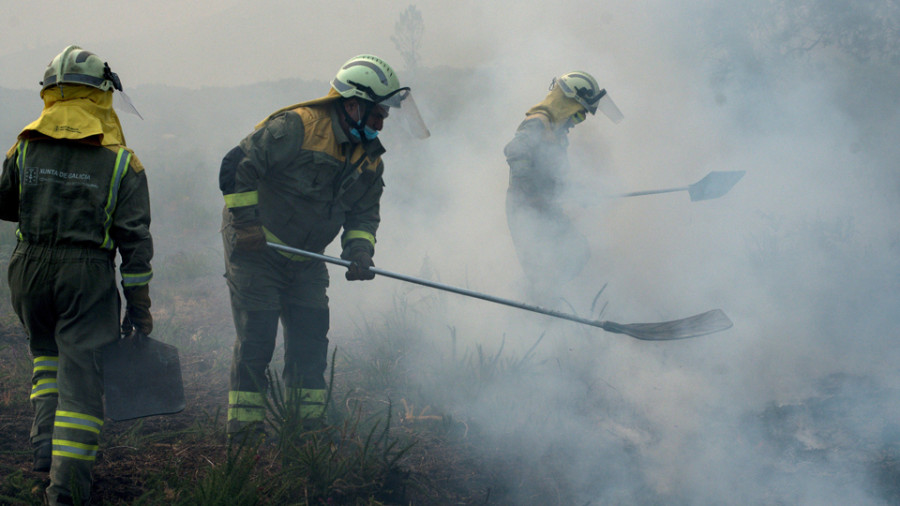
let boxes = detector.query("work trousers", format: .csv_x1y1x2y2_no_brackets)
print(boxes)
8,242,119,505
223,237,331,435
506,190,590,300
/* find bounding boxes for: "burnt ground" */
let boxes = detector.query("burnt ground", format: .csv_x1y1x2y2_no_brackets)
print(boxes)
2,281,900,504
0,285,502,505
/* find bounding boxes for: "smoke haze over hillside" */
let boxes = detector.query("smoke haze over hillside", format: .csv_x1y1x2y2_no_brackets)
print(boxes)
2,1,900,503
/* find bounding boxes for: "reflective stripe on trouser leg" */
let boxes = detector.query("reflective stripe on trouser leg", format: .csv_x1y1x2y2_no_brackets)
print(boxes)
227,390,266,433
9,243,118,505
49,410,103,505
228,308,279,434
30,355,59,444
282,305,329,421
286,387,327,418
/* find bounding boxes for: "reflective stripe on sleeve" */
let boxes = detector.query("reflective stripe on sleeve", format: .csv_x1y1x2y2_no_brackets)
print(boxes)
122,270,153,287
341,230,375,248
223,191,259,208
100,148,132,250
15,141,28,239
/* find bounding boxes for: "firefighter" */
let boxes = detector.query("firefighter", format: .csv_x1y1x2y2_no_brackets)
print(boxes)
0,46,153,505
219,54,427,440
504,71,622,302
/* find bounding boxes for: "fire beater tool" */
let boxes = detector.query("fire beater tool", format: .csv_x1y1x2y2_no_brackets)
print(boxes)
102,318,185,421
267,243,733,341
613,170,745,201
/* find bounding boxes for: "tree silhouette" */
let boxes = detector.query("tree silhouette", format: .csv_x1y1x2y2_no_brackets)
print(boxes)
775,0,900,63
391,5,425,73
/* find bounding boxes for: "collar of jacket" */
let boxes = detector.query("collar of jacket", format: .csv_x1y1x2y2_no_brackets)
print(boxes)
19,85,126,146
525,86,583,130
255,88,343,130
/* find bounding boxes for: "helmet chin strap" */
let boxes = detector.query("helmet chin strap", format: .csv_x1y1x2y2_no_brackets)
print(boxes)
342,99,376,142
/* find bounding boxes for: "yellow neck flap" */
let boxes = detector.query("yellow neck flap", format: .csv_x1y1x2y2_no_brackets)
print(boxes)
20,85,126,146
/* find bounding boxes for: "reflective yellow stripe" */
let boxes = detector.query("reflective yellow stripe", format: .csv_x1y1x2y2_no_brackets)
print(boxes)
122,270,153,287
263,228,312,261
33,356,59,372
14,141,27,239
341,230,375,248
228,390,266,406
100,148,131,250
287,388,326,417
228,390,268,422
52,439,99,461
31,378,59,399
16,140,27,195
52,451,96,461
54,410,103,434
224,191,258,208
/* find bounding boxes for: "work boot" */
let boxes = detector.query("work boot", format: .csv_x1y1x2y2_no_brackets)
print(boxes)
32,440,52,473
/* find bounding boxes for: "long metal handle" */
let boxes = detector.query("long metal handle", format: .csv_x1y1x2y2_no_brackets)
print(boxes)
266,243,732,340
610,186,689,199
268,243,604,327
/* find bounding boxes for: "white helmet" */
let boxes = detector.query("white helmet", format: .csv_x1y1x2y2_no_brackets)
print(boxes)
40,44,143,118
41,45,122,92
331,54,430,138
331,54,407,107
551,71,623,124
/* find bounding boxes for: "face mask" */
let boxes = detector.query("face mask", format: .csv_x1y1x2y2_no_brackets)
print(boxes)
571,110,586,125
350,124,379,141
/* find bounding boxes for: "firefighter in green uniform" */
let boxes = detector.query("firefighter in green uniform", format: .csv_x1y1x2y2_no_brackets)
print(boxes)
219,54,426,440
0,46,153,505
504,71,622,302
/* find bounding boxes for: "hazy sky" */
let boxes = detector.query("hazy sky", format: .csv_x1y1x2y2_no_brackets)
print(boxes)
4,2,900,503
0,0,643,90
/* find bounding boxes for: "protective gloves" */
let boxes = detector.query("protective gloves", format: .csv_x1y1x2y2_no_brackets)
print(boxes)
120,314,148,342
343,244,375,281
233,222,267,252
123,284,153,336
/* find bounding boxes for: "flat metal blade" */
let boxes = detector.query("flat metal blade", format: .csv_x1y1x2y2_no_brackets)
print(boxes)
687,171,746,201
102,336,185,421
599,309,733,340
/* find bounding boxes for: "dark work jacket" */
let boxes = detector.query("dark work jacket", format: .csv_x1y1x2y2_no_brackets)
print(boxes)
0,134,153,288
220,102,385,259
504,113,570,213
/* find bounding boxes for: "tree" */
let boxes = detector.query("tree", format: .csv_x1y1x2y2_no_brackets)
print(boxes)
391,5,425,73
774,0,900,63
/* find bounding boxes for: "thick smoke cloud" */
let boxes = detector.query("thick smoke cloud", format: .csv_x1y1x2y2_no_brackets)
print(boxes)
2,1,898,503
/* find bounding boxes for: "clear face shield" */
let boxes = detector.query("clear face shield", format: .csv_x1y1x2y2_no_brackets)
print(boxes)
113,91,143,120
104,63,143,120
552,76,624,124
378,87,430,139
595,91,623,124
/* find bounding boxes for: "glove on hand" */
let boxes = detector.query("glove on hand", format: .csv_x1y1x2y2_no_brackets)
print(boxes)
120,314,149,342
123,284,153,335
233,223,267,252
345,249,375,281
